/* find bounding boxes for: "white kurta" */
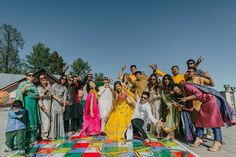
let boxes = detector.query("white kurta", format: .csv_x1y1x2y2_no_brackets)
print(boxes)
98,85,113,118
98,85,113,131
37,84,52,139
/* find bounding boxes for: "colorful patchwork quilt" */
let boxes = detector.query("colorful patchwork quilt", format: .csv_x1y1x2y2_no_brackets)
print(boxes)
10,134,199,157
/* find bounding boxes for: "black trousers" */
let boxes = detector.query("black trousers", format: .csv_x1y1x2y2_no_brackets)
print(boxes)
64,103,83,132
131,118,148,140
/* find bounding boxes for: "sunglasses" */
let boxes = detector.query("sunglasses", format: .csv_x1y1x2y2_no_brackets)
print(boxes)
103,79,108,81
188,62,194,65
28,74,34,77
141,96,148,99
40,77,46,80
187,70,194,73
150,78,156,80
62,77,67,80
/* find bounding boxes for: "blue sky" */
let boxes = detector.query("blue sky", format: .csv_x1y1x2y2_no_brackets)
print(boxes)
1,0,236,90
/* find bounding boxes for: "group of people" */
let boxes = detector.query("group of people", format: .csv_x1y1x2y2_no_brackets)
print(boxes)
3,56,235,155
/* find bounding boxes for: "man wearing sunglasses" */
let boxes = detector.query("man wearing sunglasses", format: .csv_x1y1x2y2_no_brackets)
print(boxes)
186,57,205,76
128,91,160,145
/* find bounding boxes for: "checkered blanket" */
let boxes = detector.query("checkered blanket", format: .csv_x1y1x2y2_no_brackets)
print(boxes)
10,135,198,157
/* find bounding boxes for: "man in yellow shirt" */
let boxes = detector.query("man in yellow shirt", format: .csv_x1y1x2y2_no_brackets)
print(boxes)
185,67,214,87
129,71,148,97
129,65,138,82
118,65,137,82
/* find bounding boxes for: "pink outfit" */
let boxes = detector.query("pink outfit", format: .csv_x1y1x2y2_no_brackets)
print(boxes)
79,91,101,136
185,84,224,128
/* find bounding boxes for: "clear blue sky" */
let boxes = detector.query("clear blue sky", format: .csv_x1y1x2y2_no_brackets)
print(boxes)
1,0,236,90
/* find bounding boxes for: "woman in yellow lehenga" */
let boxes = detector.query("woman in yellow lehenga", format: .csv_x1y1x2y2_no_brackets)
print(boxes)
105,81,136,141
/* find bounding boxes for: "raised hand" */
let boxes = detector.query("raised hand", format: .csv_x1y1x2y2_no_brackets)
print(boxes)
197,56,203,63
149,64,157,70
110,77,114,83
121,65,126,71
85,69,89,75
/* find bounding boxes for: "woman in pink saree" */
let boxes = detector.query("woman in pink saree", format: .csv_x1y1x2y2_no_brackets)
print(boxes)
79,81,101,136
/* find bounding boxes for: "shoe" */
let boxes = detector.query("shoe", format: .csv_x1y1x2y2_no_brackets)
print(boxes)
2,145,13,152
90,132,99,136
42,137,48,140
48,137,55,140
208,141,221,152
191,137,203,148
18,150,25,156
143,139,151,146
100,132,106,136
163,133,175,140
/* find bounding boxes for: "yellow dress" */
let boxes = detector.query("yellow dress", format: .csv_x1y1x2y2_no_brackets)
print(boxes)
105,90,135,141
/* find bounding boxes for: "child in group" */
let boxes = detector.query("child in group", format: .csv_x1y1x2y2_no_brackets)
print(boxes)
3,100,26,155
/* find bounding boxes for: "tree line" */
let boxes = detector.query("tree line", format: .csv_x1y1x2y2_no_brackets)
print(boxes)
0,24,104,81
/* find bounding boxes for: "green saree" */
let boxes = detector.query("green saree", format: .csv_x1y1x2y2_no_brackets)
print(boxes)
162,90,179,136
16,81,41,143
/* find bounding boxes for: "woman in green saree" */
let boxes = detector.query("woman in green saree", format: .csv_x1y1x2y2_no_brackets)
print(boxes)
161,74,179,140
16,72,40,144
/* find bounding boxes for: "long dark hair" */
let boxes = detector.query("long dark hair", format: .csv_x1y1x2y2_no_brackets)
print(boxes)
147,73,161,92
122,73,128,83
113,81,123,100
114,81,122,90
172,83,186,98
59,75,68,86
38,74,48,87
162,74,174,91
86,81,99,93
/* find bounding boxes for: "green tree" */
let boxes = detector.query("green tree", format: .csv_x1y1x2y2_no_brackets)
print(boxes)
26,42,51,71
48,51,65,74
26,43,65,74
0,24,24,73
71,58,91,77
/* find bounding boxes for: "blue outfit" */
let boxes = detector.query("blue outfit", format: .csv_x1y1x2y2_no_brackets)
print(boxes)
180,102,195,143
5,108,26,151
6,108,26,132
